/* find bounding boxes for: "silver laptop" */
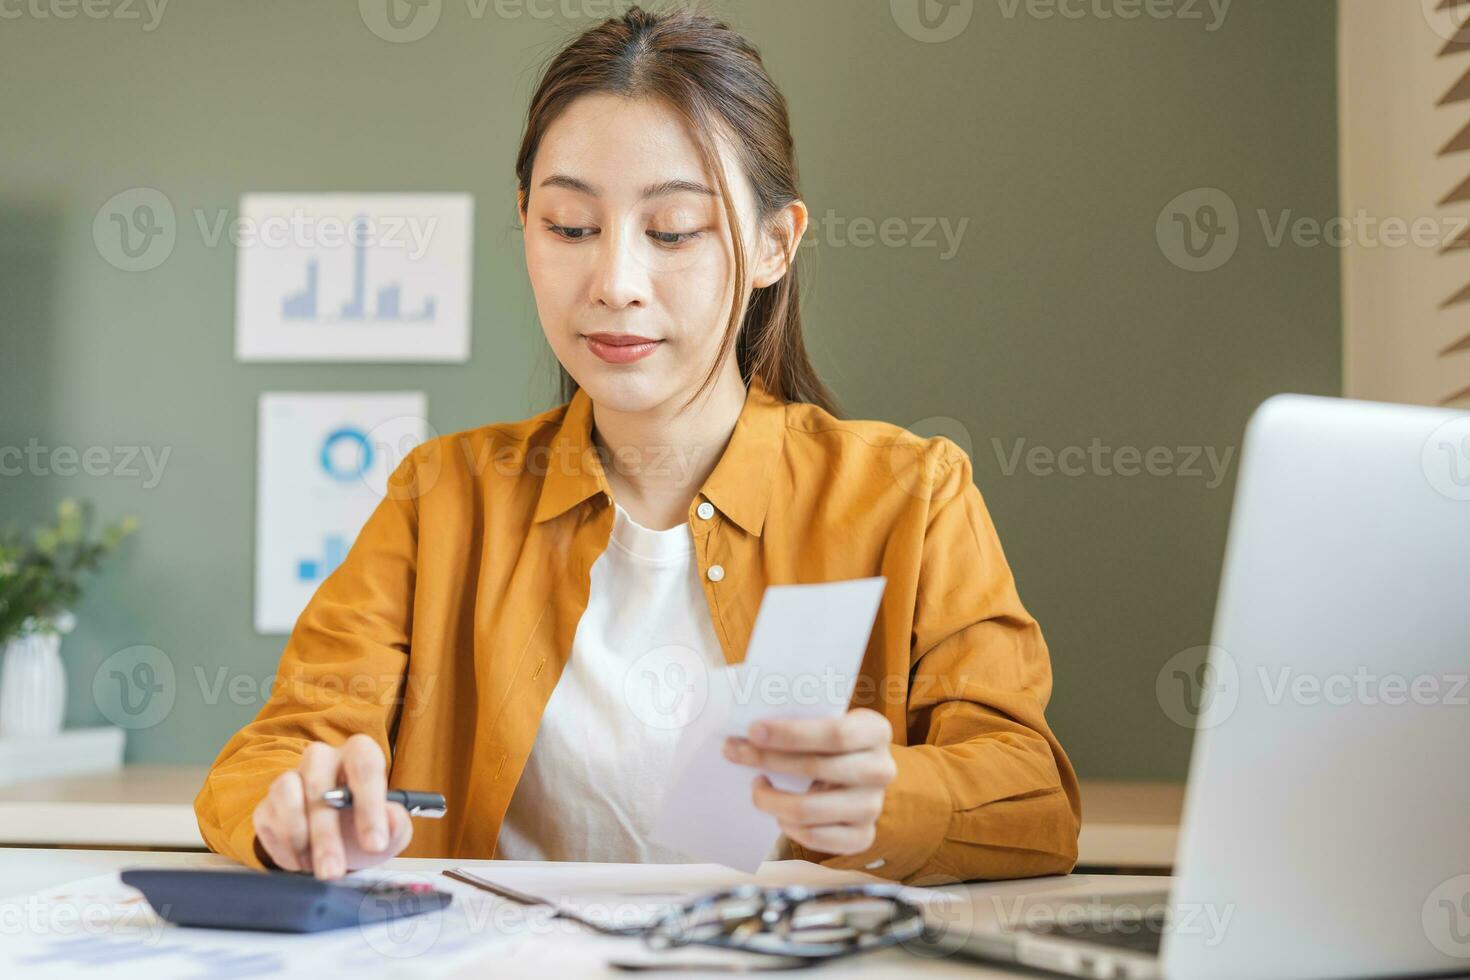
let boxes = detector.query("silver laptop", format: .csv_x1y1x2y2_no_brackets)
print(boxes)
934,394,1470,979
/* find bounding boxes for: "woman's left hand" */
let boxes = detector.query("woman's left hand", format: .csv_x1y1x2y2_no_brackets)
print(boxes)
722,707,896,855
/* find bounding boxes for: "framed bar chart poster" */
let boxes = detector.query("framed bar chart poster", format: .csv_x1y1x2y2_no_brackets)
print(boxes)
234,193,473,362
254,391,428,634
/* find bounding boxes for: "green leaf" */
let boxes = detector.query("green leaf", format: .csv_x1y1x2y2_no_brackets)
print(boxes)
34,528,58,555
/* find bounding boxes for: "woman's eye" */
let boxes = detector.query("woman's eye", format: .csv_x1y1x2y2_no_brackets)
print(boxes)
549,224,594,241
648,230,702,246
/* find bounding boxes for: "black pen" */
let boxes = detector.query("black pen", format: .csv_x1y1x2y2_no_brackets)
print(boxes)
322,787,448,818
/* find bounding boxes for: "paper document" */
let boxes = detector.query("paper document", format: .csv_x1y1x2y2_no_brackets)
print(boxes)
0,869,512,979
651,576,887,872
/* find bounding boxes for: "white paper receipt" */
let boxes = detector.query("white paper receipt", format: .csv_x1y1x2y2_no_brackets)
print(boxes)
651,576,887,872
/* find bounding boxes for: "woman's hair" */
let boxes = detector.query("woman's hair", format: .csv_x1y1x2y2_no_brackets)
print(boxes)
515,4,841,417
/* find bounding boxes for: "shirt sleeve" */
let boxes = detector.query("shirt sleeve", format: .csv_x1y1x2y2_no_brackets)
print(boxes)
193,450,422,869
790,440,1082,884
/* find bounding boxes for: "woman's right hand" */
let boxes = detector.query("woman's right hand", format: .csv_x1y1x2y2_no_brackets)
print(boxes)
250,734,413,878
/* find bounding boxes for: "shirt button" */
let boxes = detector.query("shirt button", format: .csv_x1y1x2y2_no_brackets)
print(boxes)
706,564,725,582
696,501,715,520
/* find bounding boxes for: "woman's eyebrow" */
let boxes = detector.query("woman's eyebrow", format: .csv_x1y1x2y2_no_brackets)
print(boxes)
538,173,715,200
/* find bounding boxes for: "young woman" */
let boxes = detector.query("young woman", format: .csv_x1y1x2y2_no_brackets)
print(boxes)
197,6,1080,886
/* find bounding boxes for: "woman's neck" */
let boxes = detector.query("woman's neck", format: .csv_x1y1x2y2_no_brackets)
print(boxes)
590,364,748,530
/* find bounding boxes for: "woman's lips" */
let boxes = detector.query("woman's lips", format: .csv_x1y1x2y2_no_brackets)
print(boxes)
583,333,663,364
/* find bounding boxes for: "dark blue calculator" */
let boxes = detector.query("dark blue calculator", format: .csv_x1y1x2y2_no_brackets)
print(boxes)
120,868,453,933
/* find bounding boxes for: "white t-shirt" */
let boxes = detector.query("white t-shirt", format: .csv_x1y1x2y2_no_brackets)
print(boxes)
495,500,730,863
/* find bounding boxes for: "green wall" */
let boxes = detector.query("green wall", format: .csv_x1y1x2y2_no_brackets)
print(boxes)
0,0,1340,779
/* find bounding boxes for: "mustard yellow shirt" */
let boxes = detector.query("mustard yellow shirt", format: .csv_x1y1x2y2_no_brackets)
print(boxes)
195,375,1081,884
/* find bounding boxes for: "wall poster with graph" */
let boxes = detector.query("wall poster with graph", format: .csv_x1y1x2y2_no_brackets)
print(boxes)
234,193,473,362
254,391,428,634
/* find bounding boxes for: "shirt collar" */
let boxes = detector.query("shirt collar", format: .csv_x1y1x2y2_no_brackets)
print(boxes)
531,374,788,536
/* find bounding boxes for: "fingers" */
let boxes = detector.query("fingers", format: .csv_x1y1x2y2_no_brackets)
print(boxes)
299,741,347,879
780,821,877,856
723,737,896,787
752,775,884,828
254,770,311,871
752,777,880,855
746,709,892,754
383,801,413,855
341,734,389,852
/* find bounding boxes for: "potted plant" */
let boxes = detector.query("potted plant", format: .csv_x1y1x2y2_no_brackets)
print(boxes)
0,499,137,738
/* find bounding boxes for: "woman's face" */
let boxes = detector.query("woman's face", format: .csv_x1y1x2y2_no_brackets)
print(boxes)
520,93,780,415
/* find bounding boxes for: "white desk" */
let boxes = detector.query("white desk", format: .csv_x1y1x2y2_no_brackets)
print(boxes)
0,767,1184,870
0,846,1169,978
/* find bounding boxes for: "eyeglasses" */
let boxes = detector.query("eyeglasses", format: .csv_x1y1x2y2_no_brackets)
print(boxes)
445,869,930,971
637,883,926,964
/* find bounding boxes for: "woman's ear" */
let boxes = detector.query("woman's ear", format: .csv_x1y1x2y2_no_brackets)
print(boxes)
751,199,808,289
516,188,528,227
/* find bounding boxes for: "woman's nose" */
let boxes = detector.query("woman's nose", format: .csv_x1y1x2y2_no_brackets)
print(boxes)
591,224,651,309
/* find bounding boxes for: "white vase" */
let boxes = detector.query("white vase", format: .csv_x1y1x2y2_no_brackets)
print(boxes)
0,630,67,738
